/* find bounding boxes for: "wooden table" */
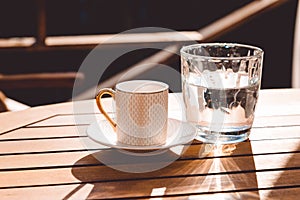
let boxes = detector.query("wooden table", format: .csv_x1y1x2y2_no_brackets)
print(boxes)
0,89,299,199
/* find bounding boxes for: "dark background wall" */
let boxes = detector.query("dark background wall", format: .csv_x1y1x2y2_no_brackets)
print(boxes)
0,0,298,105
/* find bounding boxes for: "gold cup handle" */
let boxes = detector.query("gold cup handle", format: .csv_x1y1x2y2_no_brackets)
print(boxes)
96,88,117,130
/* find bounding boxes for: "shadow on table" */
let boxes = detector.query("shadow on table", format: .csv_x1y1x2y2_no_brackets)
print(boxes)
262,142,300,199
67,140,259,199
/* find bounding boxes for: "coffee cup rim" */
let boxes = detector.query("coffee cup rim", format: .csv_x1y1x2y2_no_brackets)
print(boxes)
115,80,169,94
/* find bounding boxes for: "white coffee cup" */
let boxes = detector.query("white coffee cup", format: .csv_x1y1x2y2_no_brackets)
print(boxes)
96,80,169,146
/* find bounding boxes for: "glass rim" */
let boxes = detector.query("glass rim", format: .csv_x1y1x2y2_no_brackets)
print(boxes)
180,43,264,60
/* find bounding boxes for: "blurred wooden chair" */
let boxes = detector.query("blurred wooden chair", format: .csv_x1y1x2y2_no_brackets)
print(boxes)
0,0,289,108
0,72,84,112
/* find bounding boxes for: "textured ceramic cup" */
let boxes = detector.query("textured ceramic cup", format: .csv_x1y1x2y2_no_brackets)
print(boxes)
96,80,169,146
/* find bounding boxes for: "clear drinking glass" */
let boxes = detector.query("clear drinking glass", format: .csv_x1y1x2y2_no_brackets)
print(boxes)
181,43,264,144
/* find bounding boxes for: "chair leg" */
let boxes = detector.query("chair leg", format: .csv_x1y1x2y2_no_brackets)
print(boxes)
0,91,30,112
0,91,8,112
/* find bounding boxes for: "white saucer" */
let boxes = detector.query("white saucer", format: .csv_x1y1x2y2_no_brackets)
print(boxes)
86,118,197,151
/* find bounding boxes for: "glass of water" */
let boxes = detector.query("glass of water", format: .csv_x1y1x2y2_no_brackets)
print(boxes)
181,43,264,144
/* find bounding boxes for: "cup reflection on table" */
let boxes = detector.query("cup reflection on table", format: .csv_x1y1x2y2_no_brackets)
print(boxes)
181,43,264,144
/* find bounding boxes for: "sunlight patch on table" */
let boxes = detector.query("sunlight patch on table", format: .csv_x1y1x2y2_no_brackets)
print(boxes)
150,187,166,198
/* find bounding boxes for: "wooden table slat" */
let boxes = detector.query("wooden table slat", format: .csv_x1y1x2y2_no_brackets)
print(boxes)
0,126,83,141
0,149,299,172
0,135,299,156
25,113,300,128
0,138,299,170
0,169,299,199
0,125,299,143
0,151,299,187
0,184,299,200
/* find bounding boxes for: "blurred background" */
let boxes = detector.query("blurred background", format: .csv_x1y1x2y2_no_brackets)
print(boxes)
0,0,297,107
